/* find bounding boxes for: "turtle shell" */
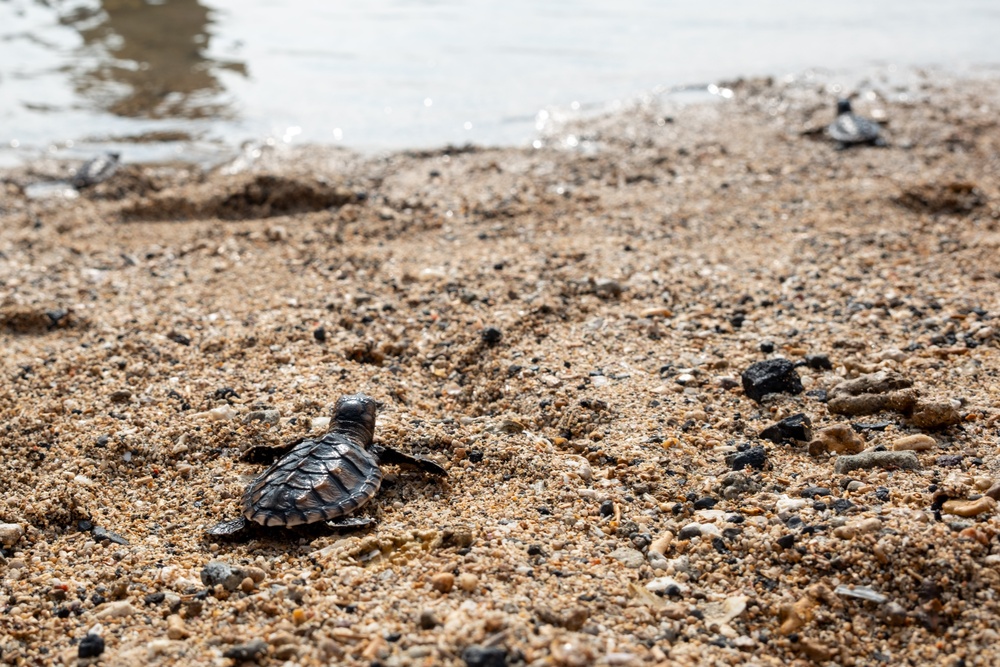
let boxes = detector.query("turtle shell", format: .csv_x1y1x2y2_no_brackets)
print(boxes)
242,432,383,527
827,101,880,145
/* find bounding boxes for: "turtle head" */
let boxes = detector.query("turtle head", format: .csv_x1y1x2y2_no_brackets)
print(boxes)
333,393,378,431
836,98,853,115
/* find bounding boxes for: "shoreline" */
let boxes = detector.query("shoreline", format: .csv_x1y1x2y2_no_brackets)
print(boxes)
2,72,1000,666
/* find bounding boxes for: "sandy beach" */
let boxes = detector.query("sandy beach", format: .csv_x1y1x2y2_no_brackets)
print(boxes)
2,72,1000,666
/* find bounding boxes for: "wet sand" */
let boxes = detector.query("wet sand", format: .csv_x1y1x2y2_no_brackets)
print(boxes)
2,73,1000,666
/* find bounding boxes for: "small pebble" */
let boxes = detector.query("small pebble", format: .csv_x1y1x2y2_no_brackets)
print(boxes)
166,614,189,639
418,609,439,629
941,496,997,517
0,523,24,547
457,572,479,592
431,572,455,593
759,413,812,444
78,633,105,659
892,434,937,451
726,446,767,471
94,600,137,619
200,561,247,592
481,326,503,345
462,645,508,667
609,547,645,568
223,639,268,661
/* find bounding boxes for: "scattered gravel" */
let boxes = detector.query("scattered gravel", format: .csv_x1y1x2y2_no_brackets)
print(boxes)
2,70,1000,666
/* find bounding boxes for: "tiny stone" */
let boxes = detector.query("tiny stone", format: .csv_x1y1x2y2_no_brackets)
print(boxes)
892,434,936,451
92,526,129,545
609,547,645,568
418,609,439,629
726,446,767,471
775,534,796,549
759,413,812,444
462,645,508,667
200,561,247,592
741,359,803,402
313,326,327,342
431,572,455,593
78,633,105,659
799,487,831,498
0,523,24,547
599,500,614,517
804,353,833,370
109,389,132,404
457,572,479,592
223,639,268,662
481,326,503,345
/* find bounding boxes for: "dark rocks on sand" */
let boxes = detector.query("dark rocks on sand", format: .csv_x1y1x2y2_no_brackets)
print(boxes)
727,446,767,471
481,326,503,346
760,413,812,444
741,360,803,402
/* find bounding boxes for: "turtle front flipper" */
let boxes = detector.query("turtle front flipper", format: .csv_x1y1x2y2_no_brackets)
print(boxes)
241,435,307,463
372,444,447,476
206,516,251,540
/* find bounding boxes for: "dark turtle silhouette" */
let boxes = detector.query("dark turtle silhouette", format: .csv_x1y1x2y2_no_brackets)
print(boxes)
827,99,883,148
206,393,446,539
71,152,121,189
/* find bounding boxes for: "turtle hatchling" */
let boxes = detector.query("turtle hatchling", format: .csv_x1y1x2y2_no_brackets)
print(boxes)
207,393,446,538
827,99,884,148
71,152,120,189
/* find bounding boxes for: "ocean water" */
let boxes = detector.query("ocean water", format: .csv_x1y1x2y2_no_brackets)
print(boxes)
2,0,999,165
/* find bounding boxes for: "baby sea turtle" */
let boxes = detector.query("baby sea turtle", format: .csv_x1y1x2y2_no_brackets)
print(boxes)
207,394,445,539
71,152,120,189
827,99,883,148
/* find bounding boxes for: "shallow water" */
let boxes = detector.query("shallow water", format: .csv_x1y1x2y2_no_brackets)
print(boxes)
2,0,999,165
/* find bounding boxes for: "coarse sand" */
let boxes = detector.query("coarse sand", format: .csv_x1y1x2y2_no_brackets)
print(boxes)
2,71,1000,666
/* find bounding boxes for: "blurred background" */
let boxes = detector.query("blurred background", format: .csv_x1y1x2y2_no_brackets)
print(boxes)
2,0,999,166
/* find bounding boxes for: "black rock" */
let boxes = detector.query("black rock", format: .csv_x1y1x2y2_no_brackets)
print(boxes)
759,341,775,353
481,327,503,346
759,413,812,444
851,421,893,433
693,497,718,510
167,331,191,346
313,326,327,342
804,353,833,370
799,486,831,499
741,359,803,402
775,534,796,549
806,388,829,402
527,544,544,556
144,592,166,605
599,500,614,517
726,446,767,471
462,645,508,667
677,525,703,540
468,450,484,463
222,639,268,662
832,498,854,513
875,486,890,502
78,633,105,659
936,455,964,467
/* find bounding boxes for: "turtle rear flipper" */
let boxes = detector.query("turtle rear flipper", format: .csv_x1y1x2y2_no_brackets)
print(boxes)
325,516,375,531
373,444,447,476
206,516,251,540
